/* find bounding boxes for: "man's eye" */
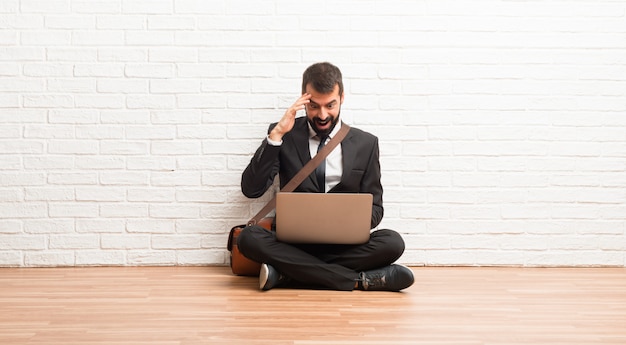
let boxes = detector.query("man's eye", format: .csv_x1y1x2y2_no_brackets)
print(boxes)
309,104,319,109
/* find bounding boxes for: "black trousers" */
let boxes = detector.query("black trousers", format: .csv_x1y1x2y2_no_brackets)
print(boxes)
237,226,406,291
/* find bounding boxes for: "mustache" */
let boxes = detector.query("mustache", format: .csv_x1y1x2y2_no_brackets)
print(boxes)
313,117,331,125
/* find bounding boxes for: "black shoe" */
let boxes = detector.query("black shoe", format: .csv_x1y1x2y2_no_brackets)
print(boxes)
259,264,290,291
359,264,414,291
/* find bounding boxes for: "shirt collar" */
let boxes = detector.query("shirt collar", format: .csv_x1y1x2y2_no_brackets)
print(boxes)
308,120,342,140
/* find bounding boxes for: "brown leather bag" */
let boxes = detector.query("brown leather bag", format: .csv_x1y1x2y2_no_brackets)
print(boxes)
227,218,272,276
227,124,351,276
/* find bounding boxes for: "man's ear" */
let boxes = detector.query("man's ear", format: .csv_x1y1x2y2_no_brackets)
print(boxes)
340,93,345,104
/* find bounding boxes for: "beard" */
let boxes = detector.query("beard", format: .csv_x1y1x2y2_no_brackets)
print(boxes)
307,109,341,138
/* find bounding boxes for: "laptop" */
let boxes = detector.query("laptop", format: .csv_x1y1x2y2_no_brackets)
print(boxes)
275,192,373,244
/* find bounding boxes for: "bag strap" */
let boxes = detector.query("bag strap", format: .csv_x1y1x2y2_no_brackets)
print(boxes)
247,122,351,226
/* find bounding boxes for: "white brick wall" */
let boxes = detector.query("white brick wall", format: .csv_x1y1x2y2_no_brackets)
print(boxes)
1,0,625,267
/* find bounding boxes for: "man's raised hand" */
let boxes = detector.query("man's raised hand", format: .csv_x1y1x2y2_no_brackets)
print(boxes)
269,93,311,142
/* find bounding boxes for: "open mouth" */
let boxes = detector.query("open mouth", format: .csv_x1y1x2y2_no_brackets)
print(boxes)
315,118,331,130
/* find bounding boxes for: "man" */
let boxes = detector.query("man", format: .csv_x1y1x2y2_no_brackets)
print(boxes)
237,62,414,292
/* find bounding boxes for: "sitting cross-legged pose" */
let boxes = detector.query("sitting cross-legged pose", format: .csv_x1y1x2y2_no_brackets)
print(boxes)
237,62,414,292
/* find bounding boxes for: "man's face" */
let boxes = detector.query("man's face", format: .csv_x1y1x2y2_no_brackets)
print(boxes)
305,83,344,137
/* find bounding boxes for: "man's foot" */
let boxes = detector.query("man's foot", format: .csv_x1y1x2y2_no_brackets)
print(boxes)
259,263,290,291
358,264,414,291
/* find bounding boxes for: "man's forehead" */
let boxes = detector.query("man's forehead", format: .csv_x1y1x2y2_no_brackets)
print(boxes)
305,84,341,104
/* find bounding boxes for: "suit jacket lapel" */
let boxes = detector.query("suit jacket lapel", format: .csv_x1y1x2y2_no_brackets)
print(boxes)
292,118,312,166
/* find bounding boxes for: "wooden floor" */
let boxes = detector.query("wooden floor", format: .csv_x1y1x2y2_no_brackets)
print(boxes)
1,266,625,345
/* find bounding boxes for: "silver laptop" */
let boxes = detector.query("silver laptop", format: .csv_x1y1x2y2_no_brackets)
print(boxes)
275,192,373,244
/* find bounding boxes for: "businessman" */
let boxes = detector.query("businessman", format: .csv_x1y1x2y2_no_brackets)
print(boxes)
237,62,414,292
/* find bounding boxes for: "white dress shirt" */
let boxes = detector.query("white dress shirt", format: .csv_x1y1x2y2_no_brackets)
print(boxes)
307,121,343,193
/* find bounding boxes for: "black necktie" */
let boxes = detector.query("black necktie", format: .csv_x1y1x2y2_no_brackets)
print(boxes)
315,136,327,192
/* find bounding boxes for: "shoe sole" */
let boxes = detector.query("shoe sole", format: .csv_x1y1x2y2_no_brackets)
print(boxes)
259,263,269,290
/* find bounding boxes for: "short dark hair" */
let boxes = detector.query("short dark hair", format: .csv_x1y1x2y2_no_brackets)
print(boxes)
301,62,343,96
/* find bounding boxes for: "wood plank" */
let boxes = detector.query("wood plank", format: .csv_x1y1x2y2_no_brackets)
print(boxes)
1,267,625,344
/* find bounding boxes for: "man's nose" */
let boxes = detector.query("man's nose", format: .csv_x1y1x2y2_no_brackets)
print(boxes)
318,108,328,119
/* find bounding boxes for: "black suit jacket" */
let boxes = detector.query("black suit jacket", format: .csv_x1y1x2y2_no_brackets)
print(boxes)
241,117,384,229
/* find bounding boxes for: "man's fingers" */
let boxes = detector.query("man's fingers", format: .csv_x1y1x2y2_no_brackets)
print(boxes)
288,93,311,116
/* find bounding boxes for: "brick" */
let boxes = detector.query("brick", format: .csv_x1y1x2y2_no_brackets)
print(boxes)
100,141,149,155
0,189,23,202
24,187,74,201
72,30,124,46
177,250,224,265
75,250,125,266
149,48,197,63
0,220,21,233
150,79,201,94
0,47,43,61
76,187,126,202
75,156,125,169
48,172,97,185
126,95,176,109
0,235,46,250
23,95,73,108
76,125,124,139
49,203,98,218
147,16,195,30
75,94,125,109
45,15,94,29
0,141,44,154
74,63,124,77
151,172,201,186
21,31,70,45
126,31,174,46
98,48,147,62
122,0,173,14
176,189,227,203
175,219,230,234
48,110,98,124
127,251,175,266
49,234,99,249
152,110,201,124
0,252,23,267
101,234,150,249
0,78,43,92
25,252,74,267
175,0,224,14
152,235,201,249
48,140,98,154
97,15,145,30
21,0,69,13
100,204,149,218
125,184,172,201
0,173,45,187
125,63,174,78
76,219,126,233
126,219,174,233
24,219,74,234
47,78,96,93
151,140,200,155
99,172,149,185
126,157,176,171
100,110,150,124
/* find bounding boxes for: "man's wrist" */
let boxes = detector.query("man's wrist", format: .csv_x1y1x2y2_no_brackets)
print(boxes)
268,128,284,143
267,135,282,146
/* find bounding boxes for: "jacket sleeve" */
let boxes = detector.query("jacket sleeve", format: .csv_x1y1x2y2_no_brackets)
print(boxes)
362,138,384,228
241,124,281,198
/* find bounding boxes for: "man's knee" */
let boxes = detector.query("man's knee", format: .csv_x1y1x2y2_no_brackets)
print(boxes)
372,229,405,262
236,225,270,257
